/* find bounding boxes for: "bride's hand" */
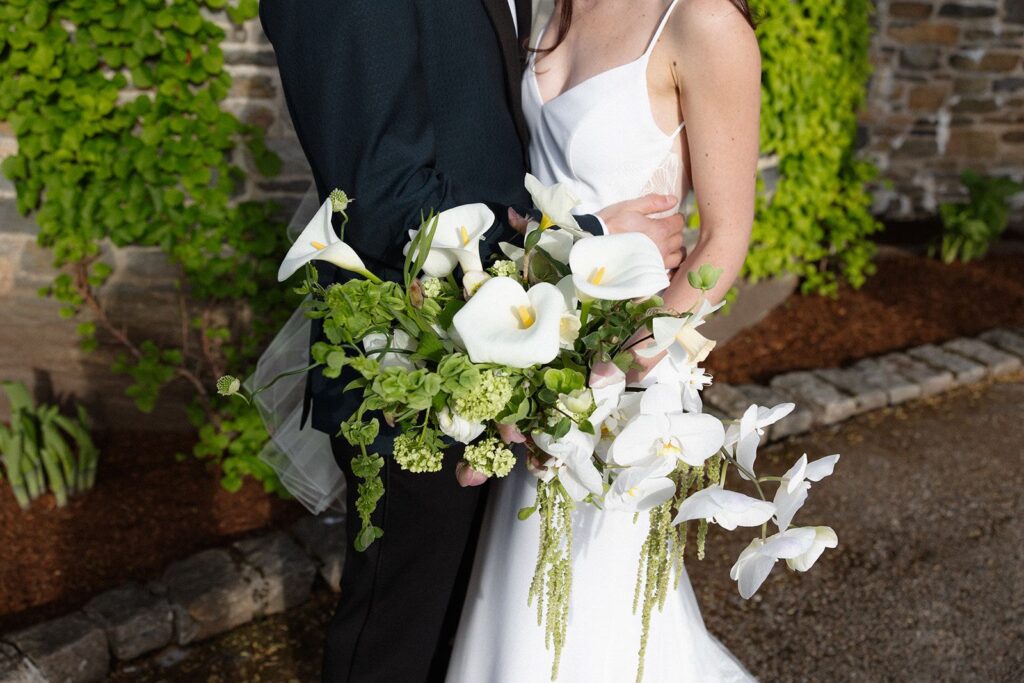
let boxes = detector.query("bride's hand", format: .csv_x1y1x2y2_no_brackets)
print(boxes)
597,194,686,269
622,328,665,385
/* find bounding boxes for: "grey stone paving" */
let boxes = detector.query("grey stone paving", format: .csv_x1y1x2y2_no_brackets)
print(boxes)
105,376,1024,683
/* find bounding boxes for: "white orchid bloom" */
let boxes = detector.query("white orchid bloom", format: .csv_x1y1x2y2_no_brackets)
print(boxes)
604,464,676,512
569,233,669,301
729,527,828,598
785,526,838,572
725,403,796,480
407,204,494,276
635,355,713,413
609,383,724,469
451,277,564,368
672,485,776,530
437,407,486,445
524,173,586,238
362,329,416,371
278,198,370,281
531,426,603,501
594,391,642,462
636,298,724,364
774,454,840,531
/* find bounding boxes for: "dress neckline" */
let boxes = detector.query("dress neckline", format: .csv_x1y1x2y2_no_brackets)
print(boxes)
530,0,681,108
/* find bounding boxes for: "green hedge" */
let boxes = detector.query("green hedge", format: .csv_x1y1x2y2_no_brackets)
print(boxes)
0,0,292,494
748,0,881,294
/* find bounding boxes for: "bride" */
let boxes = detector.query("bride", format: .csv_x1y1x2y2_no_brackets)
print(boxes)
447,0,761,680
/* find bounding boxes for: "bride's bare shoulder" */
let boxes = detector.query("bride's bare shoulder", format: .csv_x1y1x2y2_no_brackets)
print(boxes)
663,0,760,67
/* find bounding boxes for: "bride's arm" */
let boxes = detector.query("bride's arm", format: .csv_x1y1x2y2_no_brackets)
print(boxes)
631,0,761,379
663,0,761,313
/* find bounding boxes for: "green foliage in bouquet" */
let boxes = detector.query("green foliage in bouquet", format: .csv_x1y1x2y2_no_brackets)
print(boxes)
0,0,293,495
934,170,1024,264
0,381,99,509
741,0,882,295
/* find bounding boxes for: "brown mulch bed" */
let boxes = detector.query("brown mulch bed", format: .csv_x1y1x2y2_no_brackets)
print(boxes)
709,248,1024,384
0,246,1021,633
0,430,304,633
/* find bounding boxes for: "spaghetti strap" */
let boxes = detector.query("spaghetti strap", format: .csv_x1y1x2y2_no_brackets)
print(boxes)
643,0,681,57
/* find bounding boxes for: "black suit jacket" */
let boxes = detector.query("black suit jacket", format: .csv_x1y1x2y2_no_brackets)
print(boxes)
261,0,601,437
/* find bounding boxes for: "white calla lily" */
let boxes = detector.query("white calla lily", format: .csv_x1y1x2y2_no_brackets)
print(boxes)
531,427,603,501
773,453,840,531
525,173,586,238
725,403,796,480
569,233,669,301
451,277,564,368
278,198,371,281
437,407,486,445
672,485,776,530
407,204,494,276
785,526,838,572
604,464,676,512
636,298,724,364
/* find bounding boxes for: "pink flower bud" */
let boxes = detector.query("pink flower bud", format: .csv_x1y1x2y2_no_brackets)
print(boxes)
456,461,489,487
589,360,625,389
497,422,528,444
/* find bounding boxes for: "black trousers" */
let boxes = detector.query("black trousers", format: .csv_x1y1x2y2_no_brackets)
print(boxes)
322,436,486,682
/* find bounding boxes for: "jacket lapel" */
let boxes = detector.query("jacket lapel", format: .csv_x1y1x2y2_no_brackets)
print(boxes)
481,0,530,159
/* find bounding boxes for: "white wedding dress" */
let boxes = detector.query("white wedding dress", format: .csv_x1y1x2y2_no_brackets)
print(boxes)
446,3,755,681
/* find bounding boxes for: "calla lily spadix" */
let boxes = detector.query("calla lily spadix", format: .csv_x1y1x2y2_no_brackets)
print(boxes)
730,526,836,598
604,463,676,512
407,203,494,276
525,173,587,238
569,233,669,301
451,277,564,368
726,402,796,480
636,298,725,364
278,197,371,282
672,485,776,530
773,453,840,531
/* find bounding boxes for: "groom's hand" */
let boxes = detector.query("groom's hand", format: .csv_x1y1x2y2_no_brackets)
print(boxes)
597,195,686,269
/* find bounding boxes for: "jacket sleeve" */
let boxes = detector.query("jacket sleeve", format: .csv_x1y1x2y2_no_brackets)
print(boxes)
260,0,518,271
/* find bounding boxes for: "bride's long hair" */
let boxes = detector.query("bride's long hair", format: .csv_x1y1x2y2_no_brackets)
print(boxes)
536,0,757,52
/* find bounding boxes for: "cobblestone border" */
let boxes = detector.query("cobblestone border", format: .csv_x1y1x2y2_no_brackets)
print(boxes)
3,327,1024,683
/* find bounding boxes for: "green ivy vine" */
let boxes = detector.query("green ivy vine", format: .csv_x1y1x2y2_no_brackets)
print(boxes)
748,0,881,295
0,0,295,494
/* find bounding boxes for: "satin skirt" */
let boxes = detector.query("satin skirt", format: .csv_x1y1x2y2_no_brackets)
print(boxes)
446,460,757,683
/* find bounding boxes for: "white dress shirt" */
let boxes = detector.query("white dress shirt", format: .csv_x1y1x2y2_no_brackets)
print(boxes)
507,0,518,34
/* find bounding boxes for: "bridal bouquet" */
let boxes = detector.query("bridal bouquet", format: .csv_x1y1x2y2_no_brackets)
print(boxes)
221,175,839,680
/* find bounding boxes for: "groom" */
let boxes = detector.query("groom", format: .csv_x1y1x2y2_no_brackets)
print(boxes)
259,1,685,680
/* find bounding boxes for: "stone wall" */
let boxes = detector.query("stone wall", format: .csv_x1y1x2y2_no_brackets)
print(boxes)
862,0,1024,221
0,15,312,431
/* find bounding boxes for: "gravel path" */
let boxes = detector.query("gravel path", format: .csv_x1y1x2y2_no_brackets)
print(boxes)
110,376,1024,683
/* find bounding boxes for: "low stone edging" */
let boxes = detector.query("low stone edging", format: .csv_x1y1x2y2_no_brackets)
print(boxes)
0,517,346,683
3,327,1024,683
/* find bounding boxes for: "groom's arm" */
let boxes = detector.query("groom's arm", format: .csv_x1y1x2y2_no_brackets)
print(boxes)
260,0,518,270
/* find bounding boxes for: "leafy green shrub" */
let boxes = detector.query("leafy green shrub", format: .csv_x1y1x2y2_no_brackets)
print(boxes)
1,381,99,509
747,0,882,295
933,170,1024,264
0,0,292,495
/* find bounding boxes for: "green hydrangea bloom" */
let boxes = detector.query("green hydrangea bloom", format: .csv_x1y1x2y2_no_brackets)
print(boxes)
488,259,520,278
453,370,513,422
463,437,516,478
393,433,443,473
421,277,445,298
